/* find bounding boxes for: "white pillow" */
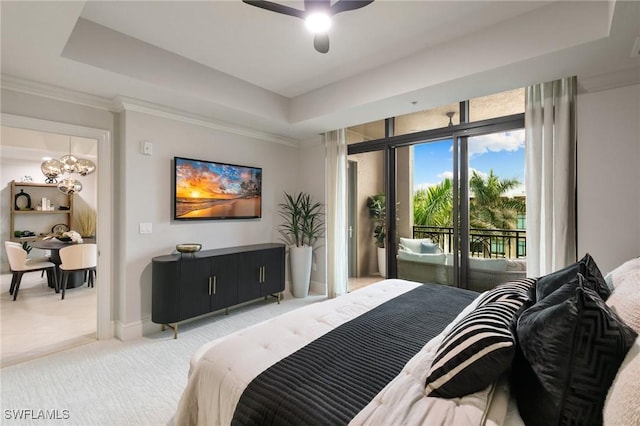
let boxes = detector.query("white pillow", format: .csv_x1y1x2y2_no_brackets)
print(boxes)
397,250,446,264
606,270,640,334
605,257,640,290
604,336,640,426
399,237,432,253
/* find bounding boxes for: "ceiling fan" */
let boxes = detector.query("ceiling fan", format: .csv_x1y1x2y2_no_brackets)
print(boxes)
242,0,374,54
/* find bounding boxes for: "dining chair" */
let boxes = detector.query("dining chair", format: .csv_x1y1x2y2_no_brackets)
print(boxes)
58,243,97,300
4,241,58,301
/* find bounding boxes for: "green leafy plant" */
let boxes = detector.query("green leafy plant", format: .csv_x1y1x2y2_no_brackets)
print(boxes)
278,192,324,247
367,194,386,248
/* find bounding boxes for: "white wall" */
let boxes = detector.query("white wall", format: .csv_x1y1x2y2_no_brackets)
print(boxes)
119,110,302,335
577,84,640,273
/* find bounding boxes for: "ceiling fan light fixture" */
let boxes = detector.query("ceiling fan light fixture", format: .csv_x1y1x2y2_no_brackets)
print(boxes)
305,12,331,33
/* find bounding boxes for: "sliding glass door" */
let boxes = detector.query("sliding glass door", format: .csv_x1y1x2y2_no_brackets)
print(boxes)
347,89,525,291
395,128,525,290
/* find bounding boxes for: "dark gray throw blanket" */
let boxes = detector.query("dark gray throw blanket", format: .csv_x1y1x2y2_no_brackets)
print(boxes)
232,283,478,426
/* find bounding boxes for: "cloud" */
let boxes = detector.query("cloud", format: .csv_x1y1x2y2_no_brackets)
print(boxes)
467,129,524,157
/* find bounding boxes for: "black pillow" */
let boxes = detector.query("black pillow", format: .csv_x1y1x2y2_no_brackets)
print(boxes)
514,275,637,426
535,253,610,301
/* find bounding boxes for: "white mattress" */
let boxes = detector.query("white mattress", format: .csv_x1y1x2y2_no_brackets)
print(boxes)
174,279,519,426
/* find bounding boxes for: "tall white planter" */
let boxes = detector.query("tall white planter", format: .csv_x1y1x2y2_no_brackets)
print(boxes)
377,247,386,278
290,245,313,298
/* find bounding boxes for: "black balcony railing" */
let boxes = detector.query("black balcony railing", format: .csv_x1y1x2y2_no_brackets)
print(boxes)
412,226,526,259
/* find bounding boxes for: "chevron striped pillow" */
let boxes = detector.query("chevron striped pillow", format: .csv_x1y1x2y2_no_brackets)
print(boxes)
425,282,531,398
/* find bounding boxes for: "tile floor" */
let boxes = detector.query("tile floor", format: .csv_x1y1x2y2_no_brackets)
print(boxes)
0,271,96,367
348,275,384,292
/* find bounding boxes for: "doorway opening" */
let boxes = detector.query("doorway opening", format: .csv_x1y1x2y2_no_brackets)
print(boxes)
0,115,112,366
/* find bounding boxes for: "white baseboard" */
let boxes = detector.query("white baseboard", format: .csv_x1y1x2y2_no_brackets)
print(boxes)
115,317,157,341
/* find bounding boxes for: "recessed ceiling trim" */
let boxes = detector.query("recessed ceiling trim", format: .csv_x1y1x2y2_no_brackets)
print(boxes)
114,96,299,147
1,75,300,146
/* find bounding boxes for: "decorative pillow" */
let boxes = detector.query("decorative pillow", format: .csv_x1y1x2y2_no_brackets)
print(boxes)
397,250,446,265
514,276,637,426
425,289,530,398
476,278,537,308
535,253,610,302
420,241,441,254
399,237,432,253
606,270,640,334
604,256,640,290
603,336,640,426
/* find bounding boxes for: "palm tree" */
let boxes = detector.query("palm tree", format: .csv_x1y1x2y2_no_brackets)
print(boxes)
413,178,453,227
468,170,524,230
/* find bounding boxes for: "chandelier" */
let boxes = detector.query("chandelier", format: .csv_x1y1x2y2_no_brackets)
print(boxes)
41,137,96,195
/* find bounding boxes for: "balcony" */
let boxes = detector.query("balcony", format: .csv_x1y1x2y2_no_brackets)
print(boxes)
412,226,526,259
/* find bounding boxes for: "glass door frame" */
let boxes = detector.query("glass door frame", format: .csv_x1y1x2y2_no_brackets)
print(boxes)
348,107,524,288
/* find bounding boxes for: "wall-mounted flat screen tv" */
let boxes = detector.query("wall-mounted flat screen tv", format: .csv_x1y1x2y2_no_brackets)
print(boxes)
173,156,262,220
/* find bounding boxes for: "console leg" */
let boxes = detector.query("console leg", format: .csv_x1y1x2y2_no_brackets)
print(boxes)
162,323,178,339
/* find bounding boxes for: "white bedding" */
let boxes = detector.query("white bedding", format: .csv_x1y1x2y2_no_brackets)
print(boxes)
174,279,517,426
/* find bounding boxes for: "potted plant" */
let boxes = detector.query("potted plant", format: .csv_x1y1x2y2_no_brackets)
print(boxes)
367,194,386,277
278,192,324,297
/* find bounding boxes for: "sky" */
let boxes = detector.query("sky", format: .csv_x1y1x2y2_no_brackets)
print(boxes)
413,129,525,196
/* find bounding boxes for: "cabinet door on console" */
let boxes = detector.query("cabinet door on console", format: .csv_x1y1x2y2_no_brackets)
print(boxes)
261,247,285,296
179,257,212,320
237,251,262,303
210,254,238,311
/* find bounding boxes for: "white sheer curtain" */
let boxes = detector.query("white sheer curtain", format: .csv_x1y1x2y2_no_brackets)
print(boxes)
525,77,577,276
324,129,348,298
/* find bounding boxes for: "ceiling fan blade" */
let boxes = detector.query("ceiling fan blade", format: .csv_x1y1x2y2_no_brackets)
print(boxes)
330,0,374,15
304,0,331,13
242,0,305,19
314,33,330,54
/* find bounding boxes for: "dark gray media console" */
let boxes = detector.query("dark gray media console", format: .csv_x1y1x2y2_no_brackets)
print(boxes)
152,243,285,338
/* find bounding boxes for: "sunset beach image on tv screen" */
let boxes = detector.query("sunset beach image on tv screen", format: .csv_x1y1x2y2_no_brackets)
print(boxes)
174,157,262,219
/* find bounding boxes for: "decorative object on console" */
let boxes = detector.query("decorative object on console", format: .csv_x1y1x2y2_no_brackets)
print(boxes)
173,157,262,220
176,243,202,256
278,192,324,298
40,136,96,194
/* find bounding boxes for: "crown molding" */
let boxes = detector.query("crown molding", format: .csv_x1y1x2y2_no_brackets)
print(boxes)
1,74,116,112
2,75,301,147
113,96,299,147
579,66,640,94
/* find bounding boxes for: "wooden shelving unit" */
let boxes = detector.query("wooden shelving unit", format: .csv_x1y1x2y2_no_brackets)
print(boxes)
9,180,74,242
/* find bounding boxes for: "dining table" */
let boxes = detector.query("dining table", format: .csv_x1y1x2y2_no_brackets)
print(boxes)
30,238,96,289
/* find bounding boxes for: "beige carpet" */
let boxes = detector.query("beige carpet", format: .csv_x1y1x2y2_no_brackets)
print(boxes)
1,272,97,367
0,290,326,425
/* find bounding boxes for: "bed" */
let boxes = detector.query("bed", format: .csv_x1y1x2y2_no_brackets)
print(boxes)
174,255,640,426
